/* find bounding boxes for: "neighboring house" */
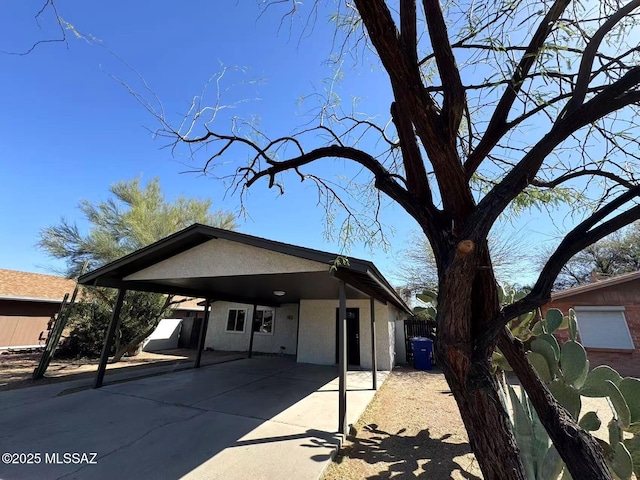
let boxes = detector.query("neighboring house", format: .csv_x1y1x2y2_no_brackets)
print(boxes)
0,268,203,350
78,224,413,371
0,269,75,349
544,271,640,376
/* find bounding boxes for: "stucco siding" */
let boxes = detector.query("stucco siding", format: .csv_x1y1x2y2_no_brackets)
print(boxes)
204,302,298,355
296,300,336,366
387,305,404,367
125,239,327,281
296,299,398,370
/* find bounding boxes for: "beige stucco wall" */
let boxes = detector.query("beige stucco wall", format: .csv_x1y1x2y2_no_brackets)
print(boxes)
204,302,299,355
296,299,399,370
124,239,327,281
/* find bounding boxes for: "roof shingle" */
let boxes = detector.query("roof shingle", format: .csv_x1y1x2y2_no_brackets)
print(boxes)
0,268,76,301
0,268,203,310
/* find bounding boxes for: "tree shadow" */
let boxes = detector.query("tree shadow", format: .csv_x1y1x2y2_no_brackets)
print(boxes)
335,423,482,479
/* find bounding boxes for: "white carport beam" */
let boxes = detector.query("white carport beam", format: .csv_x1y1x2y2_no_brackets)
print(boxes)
338,280,347,435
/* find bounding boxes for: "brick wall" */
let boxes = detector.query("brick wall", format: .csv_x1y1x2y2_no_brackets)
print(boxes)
544,283,640,376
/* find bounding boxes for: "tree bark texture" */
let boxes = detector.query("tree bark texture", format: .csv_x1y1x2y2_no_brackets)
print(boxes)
436,243,526,479
438,346,526,479
435,240,612,479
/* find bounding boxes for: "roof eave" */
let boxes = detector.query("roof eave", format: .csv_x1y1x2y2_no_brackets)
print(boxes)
551,271,640,300
76,223,411,314
0,295,64,303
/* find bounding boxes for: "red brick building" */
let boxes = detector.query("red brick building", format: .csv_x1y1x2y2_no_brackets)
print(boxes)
544,271,640,376
0,268,203,350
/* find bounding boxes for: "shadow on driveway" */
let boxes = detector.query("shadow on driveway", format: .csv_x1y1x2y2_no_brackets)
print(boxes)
0,356,378,480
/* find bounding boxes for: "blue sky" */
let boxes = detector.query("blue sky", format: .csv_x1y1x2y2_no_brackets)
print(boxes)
0,0,557,285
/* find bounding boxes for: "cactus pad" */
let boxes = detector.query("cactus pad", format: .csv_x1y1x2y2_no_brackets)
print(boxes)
619,378,640,424
580,365,623,397
579,411,602,432
560,341,588,388
545,308,564,334
605,380,631,429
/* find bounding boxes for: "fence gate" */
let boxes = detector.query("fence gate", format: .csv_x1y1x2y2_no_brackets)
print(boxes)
404,319,436,365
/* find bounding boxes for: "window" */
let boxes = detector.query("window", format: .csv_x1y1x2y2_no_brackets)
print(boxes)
253,307,275,335
226,309,247,333
574,306,634,350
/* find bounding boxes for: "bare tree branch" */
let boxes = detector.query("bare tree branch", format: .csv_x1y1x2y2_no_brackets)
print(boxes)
354,0,474,223
399,0,418,65
464,68,640,242
464,0,572,178
501,187,640,323
561,0,640,117
390,100,434,203
532,169,637,190
422,0,466,138
1,0,68,56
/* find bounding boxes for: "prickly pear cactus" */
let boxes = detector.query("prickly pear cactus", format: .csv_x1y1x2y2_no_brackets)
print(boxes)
420,287,640,479
507,385,564,480
501,307,640,480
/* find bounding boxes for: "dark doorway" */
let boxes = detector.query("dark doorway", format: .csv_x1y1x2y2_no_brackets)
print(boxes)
178,317,203,349
335,308,360,366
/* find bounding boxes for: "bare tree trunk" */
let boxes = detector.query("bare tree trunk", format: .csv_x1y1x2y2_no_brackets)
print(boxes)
433,239,611,479
111,323,157,363
440,350,526,479
437,282,526,479
113,328,121,360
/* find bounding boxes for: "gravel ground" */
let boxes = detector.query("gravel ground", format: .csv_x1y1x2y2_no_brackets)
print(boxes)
322,366,483,480
322,367,617,480
0,349,193,390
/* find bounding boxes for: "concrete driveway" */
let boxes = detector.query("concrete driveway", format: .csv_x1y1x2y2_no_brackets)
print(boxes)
0,357,386,480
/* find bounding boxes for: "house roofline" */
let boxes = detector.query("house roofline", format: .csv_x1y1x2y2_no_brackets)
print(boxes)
0,295,64,304
77,224,411,314
551,270,640,300
80,224,373,283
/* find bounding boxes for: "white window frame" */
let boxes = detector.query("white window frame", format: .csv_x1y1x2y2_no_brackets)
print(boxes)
225,308,248,334
574,306,634,351
252,306,275,336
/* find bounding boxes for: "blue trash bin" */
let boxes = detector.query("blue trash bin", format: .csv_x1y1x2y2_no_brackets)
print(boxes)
411,337,433,371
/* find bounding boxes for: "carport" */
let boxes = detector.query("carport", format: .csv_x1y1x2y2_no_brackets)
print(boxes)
77,224,411,435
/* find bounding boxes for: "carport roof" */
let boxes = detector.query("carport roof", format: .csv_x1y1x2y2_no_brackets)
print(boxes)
77,224,412,314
